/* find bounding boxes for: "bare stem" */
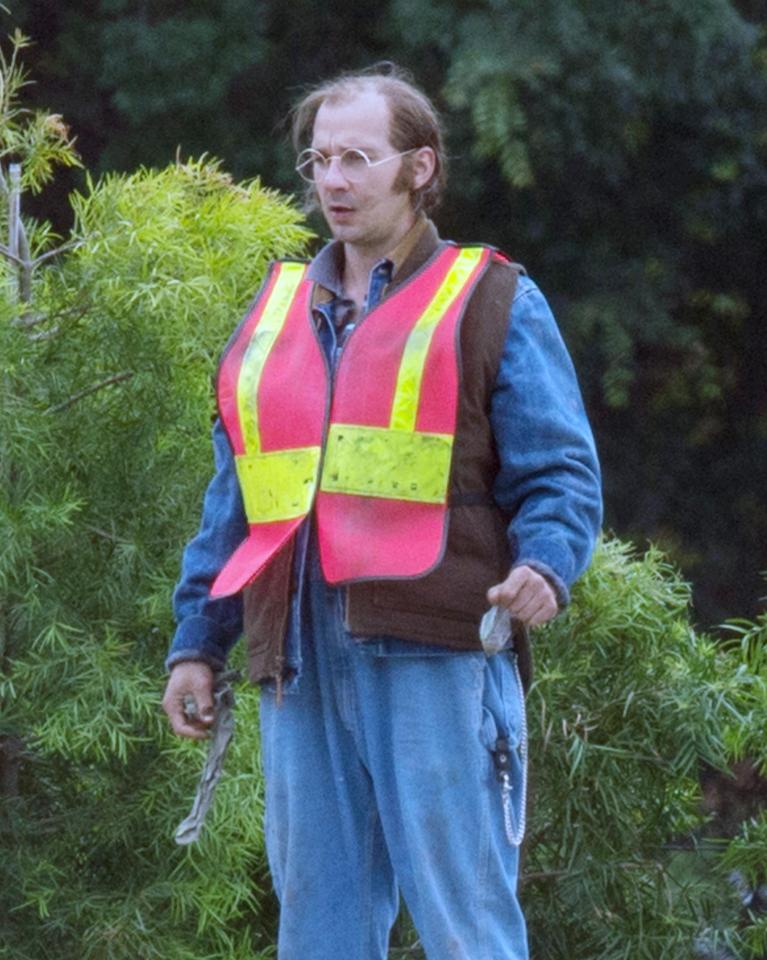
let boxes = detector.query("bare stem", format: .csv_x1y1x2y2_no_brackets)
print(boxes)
5,163,32,304
84,524,130,545
7,163,20,259
29,327,61,342
11,311,47,329
0,243,23,266
521,869,571,884
0,736,24,798
32,239,84,268
44,371,134,415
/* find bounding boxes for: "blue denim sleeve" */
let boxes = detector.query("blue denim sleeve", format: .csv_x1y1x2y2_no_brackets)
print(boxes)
165,418,247,671
490,275,603,605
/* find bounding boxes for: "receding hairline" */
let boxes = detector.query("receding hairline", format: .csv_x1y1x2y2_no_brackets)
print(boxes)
320,75,392,106
293,74,436,149
312,84,394,138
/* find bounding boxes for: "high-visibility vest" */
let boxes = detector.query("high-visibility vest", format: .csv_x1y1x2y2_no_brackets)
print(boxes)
211,243,496,598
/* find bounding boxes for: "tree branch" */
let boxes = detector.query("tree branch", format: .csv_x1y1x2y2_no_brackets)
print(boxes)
44,371,134,414
29,326,61,341
521,858,664,887
15,300,90,329
0,238,82,275
84,524,130,545
7,163,20,259
32,239,84,268
0,735,24,798
11,310,47,328
521,869,571,885
0,242,23,266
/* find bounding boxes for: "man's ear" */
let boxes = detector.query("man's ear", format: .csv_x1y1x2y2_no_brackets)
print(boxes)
411,146,436,190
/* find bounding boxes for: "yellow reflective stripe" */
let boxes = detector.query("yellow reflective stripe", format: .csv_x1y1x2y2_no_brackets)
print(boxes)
389,247,485,432
237,263,307,454
236,447,321,522
320,424,453,503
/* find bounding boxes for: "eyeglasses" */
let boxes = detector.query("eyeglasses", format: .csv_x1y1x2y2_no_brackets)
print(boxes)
295,147,417,183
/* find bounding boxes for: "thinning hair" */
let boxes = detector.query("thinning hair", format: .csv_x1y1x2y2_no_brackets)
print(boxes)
291,63,447,216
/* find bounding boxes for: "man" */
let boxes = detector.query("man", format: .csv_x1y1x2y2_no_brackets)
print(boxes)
163,65,601,960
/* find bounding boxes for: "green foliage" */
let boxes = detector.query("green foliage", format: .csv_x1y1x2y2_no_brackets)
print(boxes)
721,817,767,957
524,539,767,959
1,147,309,958
0,29,81,193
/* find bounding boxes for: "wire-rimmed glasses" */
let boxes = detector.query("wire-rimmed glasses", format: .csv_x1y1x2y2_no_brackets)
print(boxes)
295,147,417,183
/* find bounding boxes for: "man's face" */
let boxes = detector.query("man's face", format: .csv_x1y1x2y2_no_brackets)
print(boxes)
311,89,417,255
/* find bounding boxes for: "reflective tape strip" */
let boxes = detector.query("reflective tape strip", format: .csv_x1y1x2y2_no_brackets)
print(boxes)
237,263,307,454
236,446,321,522
320,424,453,503
389,247,485,432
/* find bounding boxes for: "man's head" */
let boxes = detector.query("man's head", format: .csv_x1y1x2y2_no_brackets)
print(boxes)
291,65,447,252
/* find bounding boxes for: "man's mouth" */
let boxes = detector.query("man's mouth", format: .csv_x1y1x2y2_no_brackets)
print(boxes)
328,203,355,223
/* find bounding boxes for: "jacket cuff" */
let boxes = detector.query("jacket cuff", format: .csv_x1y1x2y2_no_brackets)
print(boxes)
165,648,226,673
165,615,232,673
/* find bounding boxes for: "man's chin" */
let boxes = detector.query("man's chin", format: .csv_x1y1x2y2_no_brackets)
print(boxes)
326,222,359,243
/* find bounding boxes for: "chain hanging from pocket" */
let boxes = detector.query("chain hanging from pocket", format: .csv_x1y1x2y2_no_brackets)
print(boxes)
492,658,528,848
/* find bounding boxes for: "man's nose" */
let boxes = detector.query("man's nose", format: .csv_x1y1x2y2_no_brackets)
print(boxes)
322,156,350,189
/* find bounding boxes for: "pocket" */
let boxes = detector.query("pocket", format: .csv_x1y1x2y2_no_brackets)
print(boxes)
480,652,528,846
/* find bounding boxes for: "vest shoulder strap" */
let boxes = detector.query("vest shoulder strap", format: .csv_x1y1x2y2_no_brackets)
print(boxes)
448,241,526,274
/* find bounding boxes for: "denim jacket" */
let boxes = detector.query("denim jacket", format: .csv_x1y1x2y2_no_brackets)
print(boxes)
166,244,602,672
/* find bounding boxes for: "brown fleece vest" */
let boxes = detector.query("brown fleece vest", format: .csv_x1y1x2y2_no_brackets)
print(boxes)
241,225,531,689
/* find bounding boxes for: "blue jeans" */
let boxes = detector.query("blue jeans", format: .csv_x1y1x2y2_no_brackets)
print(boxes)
259,577,529,960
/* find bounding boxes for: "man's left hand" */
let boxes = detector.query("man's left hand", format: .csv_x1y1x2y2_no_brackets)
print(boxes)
486,565,559,627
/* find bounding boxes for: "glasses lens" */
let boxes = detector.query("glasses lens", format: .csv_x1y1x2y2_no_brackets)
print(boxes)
296,149,326,183
338,149,370,181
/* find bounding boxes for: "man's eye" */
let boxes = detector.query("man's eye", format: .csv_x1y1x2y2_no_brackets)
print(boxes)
342,150,369,170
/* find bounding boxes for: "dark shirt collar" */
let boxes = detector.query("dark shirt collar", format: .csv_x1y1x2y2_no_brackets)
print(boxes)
307,216,436,303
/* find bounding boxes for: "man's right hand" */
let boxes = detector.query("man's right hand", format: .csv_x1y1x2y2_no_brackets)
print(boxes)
162,661,215,740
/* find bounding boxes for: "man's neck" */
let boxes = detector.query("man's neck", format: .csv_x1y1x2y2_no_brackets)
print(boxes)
340,217,418,306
